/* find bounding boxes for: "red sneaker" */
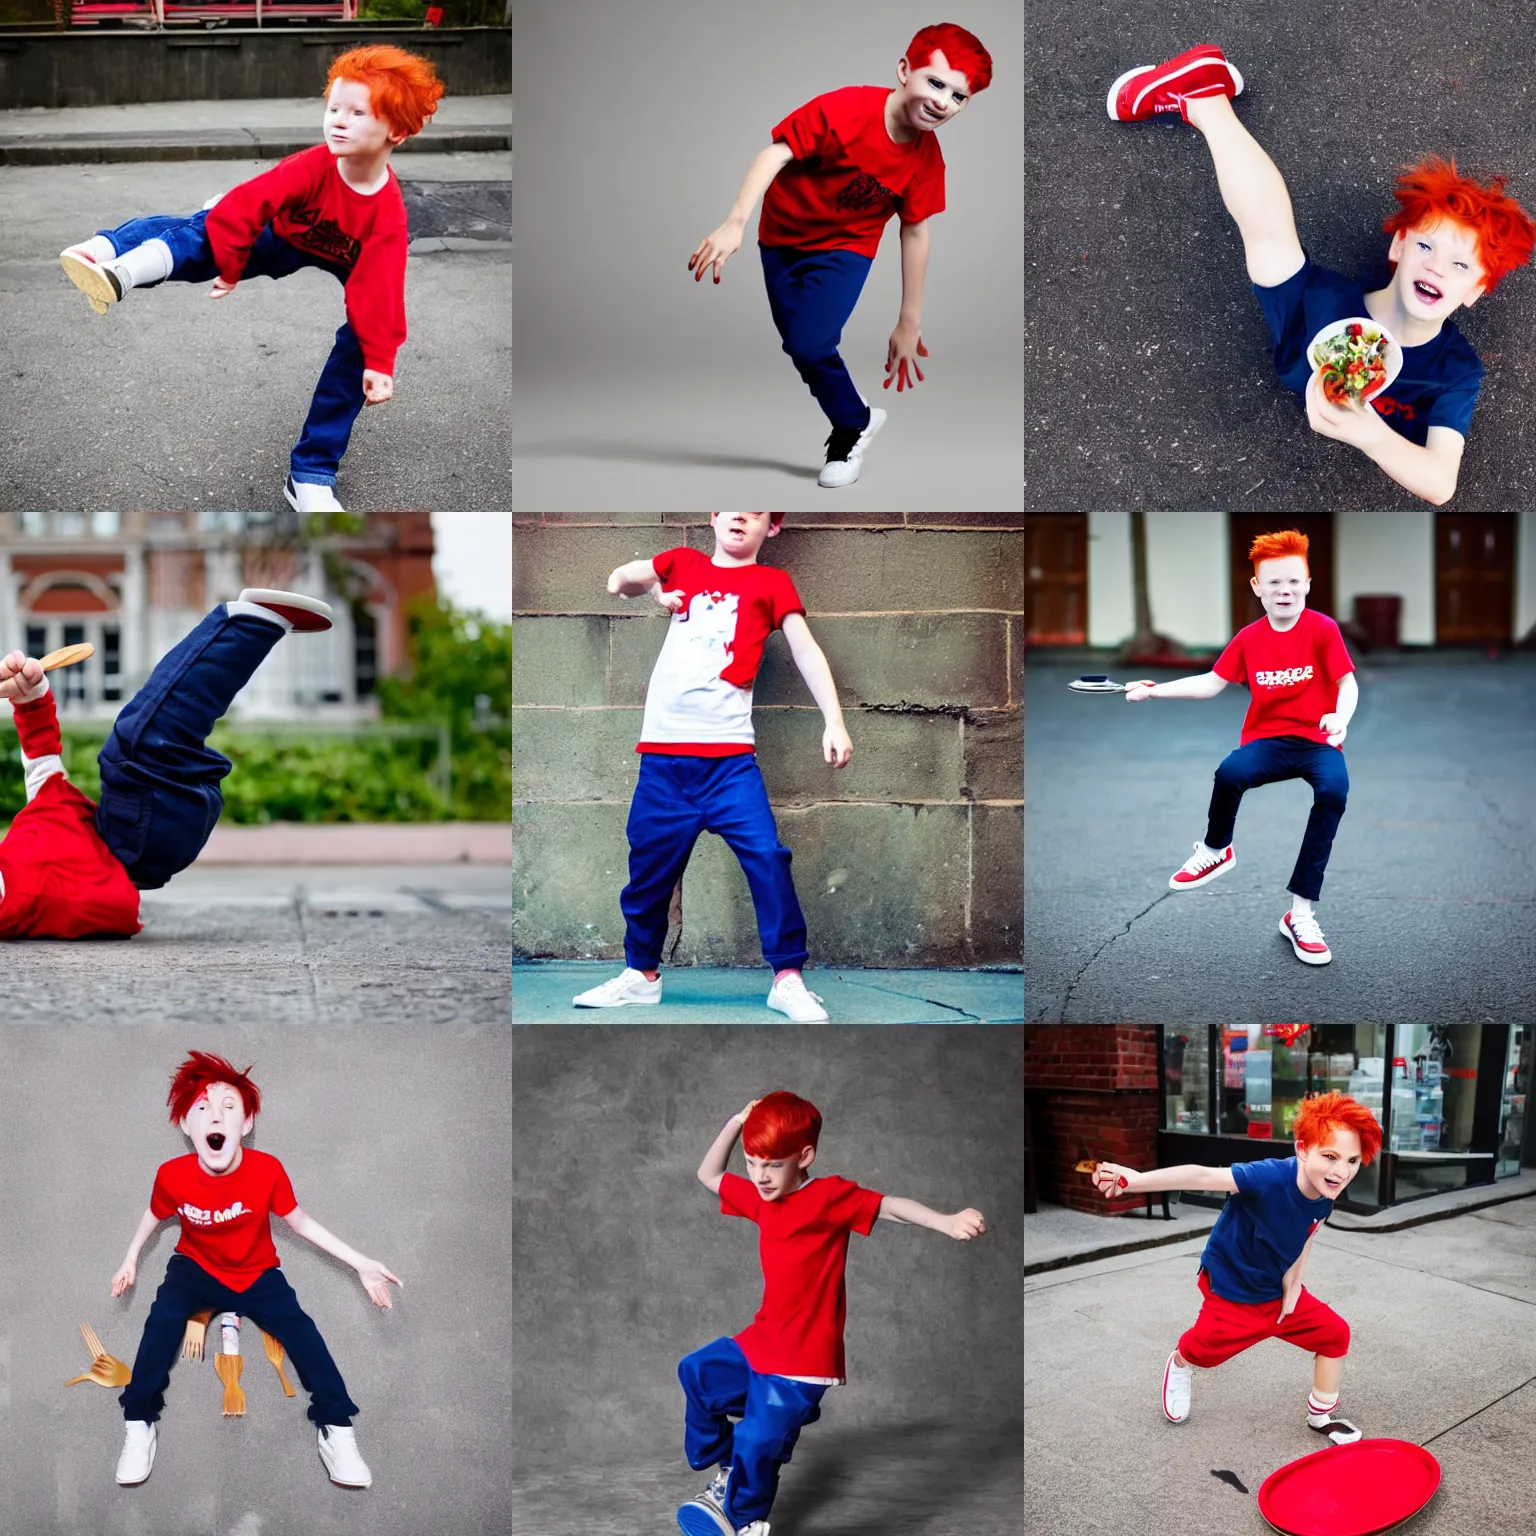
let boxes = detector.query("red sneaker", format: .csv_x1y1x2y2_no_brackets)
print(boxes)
1280,910,1332,966
1106,44,1244,124
1168,842,1235,891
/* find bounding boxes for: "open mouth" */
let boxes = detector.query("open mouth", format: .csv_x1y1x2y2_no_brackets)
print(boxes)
206,1133,226,1152
1323,1177,1341,1190
1413,280,1443,304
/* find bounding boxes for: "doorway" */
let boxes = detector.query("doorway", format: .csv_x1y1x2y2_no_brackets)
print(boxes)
1025,514,1087,645
1435,513,1515,643
1228,515,1336,630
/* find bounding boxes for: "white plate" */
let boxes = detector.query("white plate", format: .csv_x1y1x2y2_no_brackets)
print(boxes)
1307,316,1403,401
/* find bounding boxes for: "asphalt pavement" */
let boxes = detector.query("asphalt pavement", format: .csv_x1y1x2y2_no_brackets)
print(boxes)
1025,1193,1536,1535
1024,0,1536,511
1024,655,1536,1024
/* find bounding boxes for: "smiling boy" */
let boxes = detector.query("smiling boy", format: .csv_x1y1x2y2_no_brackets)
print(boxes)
110,1052,400,1489
1108,44,1536,504
1125,529,1356,966
573,512,851,1021
688,24,994,487
677,1092,986,1536
58,45,445,512
1091,1090,1381,1443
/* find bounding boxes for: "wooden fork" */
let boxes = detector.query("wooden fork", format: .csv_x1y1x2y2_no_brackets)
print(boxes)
260,1329,296,1397
182,1310,215,1362
65,1321,132,1388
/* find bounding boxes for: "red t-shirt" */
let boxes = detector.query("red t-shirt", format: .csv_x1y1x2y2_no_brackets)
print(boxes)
637,548,806,757
720,1169,884,1379
150,1147,298,1292
761,86,946,257
1214,609,1355,746
205,143,409,374
0,693,142,940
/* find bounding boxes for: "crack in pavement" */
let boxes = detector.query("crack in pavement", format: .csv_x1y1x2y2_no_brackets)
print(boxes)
1059,891,1173,1020
1422,1372,1536,1446
835,974,984,1021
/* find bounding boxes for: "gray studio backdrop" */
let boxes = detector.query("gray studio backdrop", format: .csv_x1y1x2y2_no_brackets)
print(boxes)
0,1023,512,1536
511,0,1024,510
512,1026,1023,1515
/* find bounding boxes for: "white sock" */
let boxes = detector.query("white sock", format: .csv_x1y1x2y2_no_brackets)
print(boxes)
1291,896,1315,919
1199,841,1226,858
1308,1388,1339,1419
110,237,174,290
226,598,291,632
70,234,119,263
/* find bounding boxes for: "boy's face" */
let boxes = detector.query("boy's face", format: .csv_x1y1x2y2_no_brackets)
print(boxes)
744,1144,815,1202
1295,1126,1364,1200
324,77,403,159
711,511,780,561
1387,220,1486,317
179,1081,254,1177
893,49,973,133
1250,555,1310,621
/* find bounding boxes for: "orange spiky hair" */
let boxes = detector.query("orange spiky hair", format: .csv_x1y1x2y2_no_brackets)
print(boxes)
742,1091,821,1159
1249,529,1310,574
1382,156,1536,294
1294,1090,1382,1168
325,45,445,141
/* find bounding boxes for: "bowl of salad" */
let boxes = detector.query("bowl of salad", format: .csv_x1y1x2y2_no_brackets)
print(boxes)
1307,317,1402,409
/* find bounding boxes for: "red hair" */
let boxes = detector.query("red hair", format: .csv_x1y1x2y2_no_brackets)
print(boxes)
167,1051,262,1125
325,45,445,140
742,1091,821,1159
1382,155,1536,294
905,23,993,94
1249,528,1310,574
1294,1091,1382,1168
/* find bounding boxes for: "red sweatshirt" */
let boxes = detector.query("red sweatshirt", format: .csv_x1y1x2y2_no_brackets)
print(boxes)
0,691,142,940
205,143,409,375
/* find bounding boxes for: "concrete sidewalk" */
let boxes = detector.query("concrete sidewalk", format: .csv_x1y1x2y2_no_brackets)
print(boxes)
1026,1198,1536,1535
512,963,1024,1024
196,819,512,864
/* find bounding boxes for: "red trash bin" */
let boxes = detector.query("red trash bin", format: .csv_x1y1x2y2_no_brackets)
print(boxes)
1352,594,1401,651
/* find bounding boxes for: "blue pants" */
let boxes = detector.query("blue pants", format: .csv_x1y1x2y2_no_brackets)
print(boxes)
101,210,365,487
1205,736,1349,902
678,1337,826,1528
760,244,874,432
622,753,808,973
95,604,283,889
120,1254,359,1426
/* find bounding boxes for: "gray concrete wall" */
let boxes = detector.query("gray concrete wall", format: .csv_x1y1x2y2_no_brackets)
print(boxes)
0,29,511,110
511,1024,1024,1467
512,514,1024,968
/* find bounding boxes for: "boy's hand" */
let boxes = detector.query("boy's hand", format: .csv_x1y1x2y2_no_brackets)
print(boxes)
209,275,238,300
884,325,928,392
363,370,394,406
1277,1279,1304,1322
1123,681,1157,703
946,1208,986,1241
737,1098,762,1125
355,1257,403,1309
1319,713,1348,747
1305,371,1391,449
689,220,744,284
822,723,853,769
1093,1162,1137,1197
111,1261,136,1297
0,651,47,703
654,586,686,613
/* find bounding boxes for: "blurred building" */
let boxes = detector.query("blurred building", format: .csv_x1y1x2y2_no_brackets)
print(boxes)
1026,512,1536,650
0,511,435,720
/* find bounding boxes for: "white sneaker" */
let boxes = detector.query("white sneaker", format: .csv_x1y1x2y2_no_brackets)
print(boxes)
738,1525,770,1535
317,1424,372,1488
284,475,347,513
818,407,887,487
115,1420,157,1485
1280,909,1332,966
677,1482,734,1536
572,967,662,1008
1162,1350,1192,1423
61,243,126,315
766,973,829,1022
236,588,335,633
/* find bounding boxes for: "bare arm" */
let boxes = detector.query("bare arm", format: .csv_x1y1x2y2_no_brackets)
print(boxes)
877,1195,986,1241
697,1101,759,1196
689,142,795,283
1093,1162,1239,1196
780,613,851,768
111,1206,163,1295
1282,1225,1318,1291
607,559,662,598
897,219,930,328
281,1205,402,1307
1126,671,1230,703
1305,374,1465,504
1321,671,1358,746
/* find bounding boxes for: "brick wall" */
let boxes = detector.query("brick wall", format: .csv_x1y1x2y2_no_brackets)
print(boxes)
1025,1025,1160,1214
511,513,1023,967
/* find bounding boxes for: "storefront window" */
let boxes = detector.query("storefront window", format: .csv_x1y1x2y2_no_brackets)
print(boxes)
1391,1025,1474,1199
1498,1026,1527,1179
1162,1029,1210,1133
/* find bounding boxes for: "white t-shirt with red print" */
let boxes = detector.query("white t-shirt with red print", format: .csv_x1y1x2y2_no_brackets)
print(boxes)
1214,608,1355,747
636,548,806,757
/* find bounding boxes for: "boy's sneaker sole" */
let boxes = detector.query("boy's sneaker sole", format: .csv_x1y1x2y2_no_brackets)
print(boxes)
60,249,123,314
677,1499,734,1536
1280,914,1332,965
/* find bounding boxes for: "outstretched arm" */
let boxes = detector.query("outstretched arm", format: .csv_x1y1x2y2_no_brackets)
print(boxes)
1092,1162,1239,1197
111,1206,163,1295
607,559,664,599
281,1205,402,1308
2,653,68,800
1125,671,1229,703
689,142,796,284
878,1196,986,1240
697,1100,759,1196
780,613,852,768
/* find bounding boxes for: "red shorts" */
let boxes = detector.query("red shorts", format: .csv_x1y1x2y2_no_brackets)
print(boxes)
1178,1268,1350,1368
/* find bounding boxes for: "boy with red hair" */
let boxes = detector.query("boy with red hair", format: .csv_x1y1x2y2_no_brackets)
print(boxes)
1125,528,1357,966
1108,44,1536,504
109,1051,401,1489
59,45,445,513
688,24,994,488
1091,1089,1382,1442
677,1091,986,1536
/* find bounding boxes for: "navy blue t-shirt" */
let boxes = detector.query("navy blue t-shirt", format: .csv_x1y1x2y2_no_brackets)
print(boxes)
1253,253,1483,445
1199,1156,1333,1304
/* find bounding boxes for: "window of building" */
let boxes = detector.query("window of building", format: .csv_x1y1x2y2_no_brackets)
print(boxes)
25,624,46,658
1498,1026,1527,1179
61,623,87,704
57,512,86,538
91,511,120,538
20,512,47,538
197,511,245,534
1391,1025,1474,1200
1162,1028,1210,1133
354,608,378,699
102,626,122,703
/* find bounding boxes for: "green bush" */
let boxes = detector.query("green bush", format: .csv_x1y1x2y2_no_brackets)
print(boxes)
357,0,427,20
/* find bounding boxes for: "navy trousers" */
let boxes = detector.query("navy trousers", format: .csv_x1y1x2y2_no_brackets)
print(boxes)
1205,735,1349,901
621,753,808,973
679,1336,827,1528
760,243,874,432
101,209,366,487
120,1254,359,1426
95,605,284,889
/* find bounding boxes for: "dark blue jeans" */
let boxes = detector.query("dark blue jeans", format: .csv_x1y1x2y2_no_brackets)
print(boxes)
621,753,809,973
679,1337,826,1528
95,605,284,889
760,243,874,432
1205,736,1349,902
120,1254,358,1426
101,210,365,486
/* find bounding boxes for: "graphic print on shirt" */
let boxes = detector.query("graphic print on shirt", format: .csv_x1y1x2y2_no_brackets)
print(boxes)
835,171,896,212
673,590,742,680
178,1200,251,1227
287,207,363,268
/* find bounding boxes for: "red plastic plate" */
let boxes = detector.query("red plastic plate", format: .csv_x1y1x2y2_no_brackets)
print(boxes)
1258,1440,1441,1536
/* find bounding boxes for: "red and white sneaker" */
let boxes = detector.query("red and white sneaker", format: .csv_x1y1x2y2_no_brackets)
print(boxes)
237,588,335,633
1162,1350,1192,1423
1107,44,1244,124
1280,909,1332,966
1168,842,1235,891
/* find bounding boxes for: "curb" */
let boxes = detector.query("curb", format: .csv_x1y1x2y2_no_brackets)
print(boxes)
196,821,511,865
0,128,509,166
